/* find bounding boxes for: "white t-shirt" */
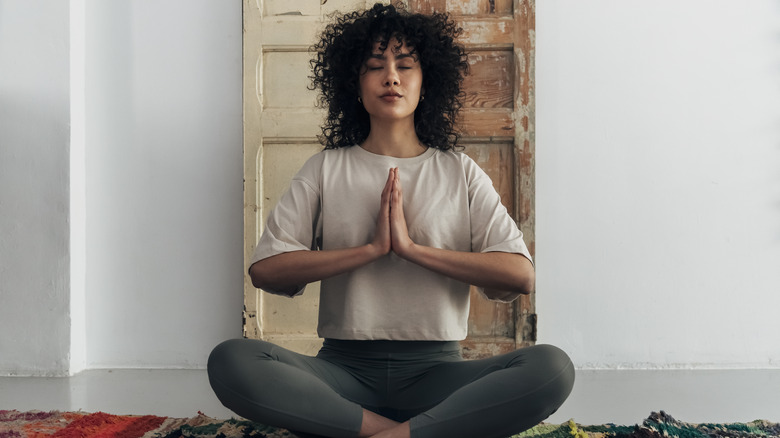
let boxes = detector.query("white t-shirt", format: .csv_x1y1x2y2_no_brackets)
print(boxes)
250,146,532,341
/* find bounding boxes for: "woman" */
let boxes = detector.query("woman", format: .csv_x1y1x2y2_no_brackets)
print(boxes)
208,4,574,438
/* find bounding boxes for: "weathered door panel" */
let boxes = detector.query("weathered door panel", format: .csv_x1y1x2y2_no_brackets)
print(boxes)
243,0,536,358
407,0,537,358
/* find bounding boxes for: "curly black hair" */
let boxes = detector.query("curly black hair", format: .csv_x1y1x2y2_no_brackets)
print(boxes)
309,3,469,150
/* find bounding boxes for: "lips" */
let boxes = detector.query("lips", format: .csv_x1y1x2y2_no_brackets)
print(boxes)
380,92,403,102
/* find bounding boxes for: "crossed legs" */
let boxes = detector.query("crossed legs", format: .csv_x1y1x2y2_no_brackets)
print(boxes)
207,339,574,438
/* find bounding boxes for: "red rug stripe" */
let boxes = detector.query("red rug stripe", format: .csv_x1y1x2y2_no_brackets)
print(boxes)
93,414,166,438
47,412,166,438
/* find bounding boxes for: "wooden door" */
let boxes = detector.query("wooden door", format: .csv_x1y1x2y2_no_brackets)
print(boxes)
243,0,536,358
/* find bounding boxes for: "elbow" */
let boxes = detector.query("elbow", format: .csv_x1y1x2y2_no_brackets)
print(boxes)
516,267,535,295
250,273,265,290
514,255,535,295
249,261,300,297
249,262,271,290
485,263,534,302
483,280,533,302
504,253,535,296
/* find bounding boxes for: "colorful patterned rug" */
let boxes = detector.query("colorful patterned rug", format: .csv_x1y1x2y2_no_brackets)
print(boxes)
1,409,778,438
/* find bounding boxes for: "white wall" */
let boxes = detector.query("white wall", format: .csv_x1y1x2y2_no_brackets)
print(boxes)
0,0,243,376
84,0,244,368
0,0,72,376
536,1,780,368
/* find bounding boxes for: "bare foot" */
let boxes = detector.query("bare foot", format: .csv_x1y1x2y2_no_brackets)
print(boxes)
369,422,410,438
358,409,400,437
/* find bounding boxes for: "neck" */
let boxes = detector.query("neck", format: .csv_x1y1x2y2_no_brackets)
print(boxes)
360,118,425,158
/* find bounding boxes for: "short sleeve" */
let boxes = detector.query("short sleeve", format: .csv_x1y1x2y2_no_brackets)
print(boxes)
249,154,323,296
463,156,533,265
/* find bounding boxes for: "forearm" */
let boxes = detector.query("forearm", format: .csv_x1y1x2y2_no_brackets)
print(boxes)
386,168,532,300
399,245,535,301
249,244,384,295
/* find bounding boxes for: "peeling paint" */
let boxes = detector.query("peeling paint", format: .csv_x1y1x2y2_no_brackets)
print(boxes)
454,0,481,15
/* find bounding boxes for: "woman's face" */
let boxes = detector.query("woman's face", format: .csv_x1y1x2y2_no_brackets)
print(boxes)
358,38,423,124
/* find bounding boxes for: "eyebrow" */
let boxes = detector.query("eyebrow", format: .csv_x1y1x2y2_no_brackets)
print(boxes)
367,53,417,61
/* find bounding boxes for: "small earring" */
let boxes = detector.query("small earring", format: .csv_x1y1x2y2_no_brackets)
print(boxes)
357,96,363,104
420,95,425,102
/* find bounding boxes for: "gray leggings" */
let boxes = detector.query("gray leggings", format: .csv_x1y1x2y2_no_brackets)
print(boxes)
208,338,574,438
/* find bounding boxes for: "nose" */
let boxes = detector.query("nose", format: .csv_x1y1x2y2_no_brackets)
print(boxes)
383,65,400,86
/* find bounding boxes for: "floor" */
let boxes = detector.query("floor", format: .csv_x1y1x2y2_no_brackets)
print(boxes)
1,369,779,426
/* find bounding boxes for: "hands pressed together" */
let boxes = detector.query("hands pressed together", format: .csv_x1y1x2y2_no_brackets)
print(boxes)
370,167,415,259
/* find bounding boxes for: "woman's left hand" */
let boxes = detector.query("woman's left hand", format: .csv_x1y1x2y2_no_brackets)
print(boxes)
388,168,416,258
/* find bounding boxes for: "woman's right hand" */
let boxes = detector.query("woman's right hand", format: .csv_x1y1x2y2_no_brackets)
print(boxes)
369,167,394,256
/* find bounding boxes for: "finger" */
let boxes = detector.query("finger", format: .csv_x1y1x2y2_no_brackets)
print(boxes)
388,168,398,202
381,168,393,203
385,167,394,190
390,172,404,222
372,170,394,254
392,168,402,204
